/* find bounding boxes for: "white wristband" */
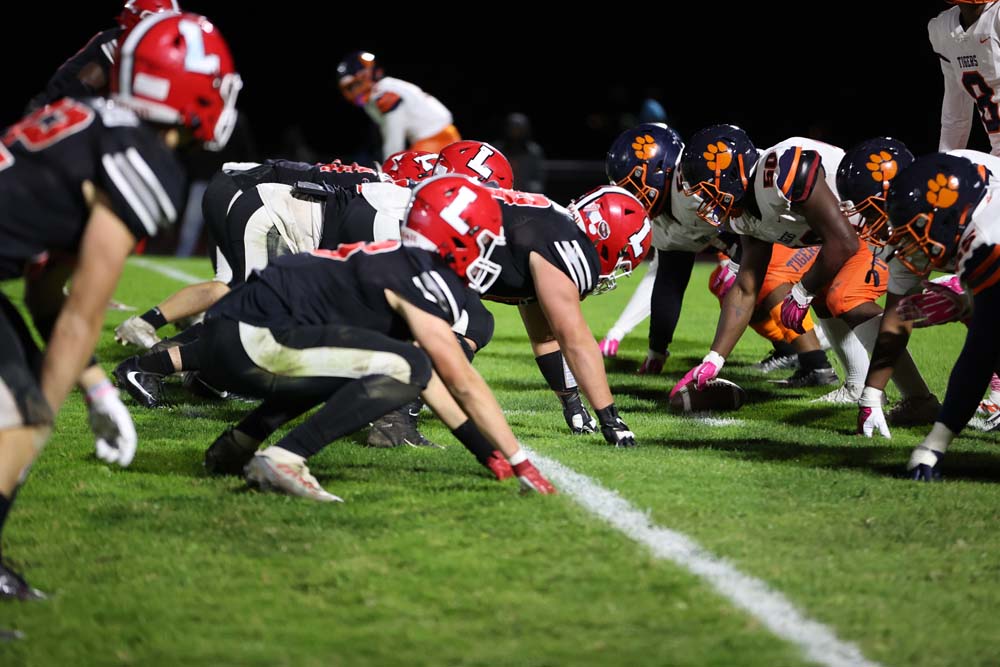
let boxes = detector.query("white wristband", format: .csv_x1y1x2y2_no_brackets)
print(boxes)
507,448,528,466
859,386,884,408
703,351,726,369
791,281,815,306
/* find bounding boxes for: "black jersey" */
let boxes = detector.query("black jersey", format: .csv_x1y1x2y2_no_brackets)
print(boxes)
0,97,186,279
483,189,601,303
210,241,472,340
26,28,122,113
225,158,379,191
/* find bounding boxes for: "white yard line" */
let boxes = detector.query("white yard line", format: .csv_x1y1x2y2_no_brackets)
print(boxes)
129,257,204,285
526,449,882,667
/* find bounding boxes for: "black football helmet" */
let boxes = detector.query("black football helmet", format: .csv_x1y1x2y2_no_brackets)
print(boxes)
605,123,684,218
885,152,988,276
836,137,914,246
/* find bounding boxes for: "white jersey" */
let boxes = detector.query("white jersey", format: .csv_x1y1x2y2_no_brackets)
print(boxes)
728,137,846,248
648,170,726,252
929,3,1000,156
886,148,1000,294
365,77,454,160
954,150,1000,289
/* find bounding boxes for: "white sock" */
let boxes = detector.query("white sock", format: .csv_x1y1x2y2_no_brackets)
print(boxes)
812,317,832,350
819,317,870,388
606,257,656,341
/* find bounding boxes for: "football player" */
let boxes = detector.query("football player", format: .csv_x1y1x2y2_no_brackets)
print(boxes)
434,140,649,446
381,149,438,185
930,0,1000,156
885,152,1000,479
193,175,554,500
670,127,926,406
603,123,837,386
113,157,382,350
336,51,461,161
25,0,180,112
837,138,944,437
0,12,240,599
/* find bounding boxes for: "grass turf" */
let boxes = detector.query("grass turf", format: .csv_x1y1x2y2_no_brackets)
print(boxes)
1,257,997,667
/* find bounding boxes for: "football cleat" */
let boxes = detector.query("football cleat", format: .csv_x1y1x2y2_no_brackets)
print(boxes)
182,371,231,401
752,351,799,374
772,366,839,388
204,427,260,476
887,394,941,427
0,560,46,601
810,382,865,404
910,463,942,482
366,402,443,449
486,450,514,481
637,350,669,375
113,356,166,408
114,316,160,349
976,399,1000,418
244,450,343,503
512,460,556,494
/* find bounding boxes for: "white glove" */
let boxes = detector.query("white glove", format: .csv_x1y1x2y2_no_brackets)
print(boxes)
856,387,890,438
86,380,137,467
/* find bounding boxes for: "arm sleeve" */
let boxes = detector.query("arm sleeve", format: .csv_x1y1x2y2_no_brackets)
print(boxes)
938,283,1000,433
935,39,974,151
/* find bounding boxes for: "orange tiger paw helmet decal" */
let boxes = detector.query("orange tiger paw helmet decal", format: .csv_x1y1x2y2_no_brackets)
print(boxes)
631,134,658,160
704,141,733,172
866,151,898,183
926,173,960,208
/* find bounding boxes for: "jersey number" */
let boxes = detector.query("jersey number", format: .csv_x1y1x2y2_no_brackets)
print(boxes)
311,239,400,261
489,188,551,208
761,152,778,188
962,71,1000,134
0,98,96,172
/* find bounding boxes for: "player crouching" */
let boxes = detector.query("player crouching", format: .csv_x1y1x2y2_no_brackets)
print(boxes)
195,175,555,500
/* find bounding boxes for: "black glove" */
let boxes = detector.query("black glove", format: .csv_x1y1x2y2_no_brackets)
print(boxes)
595,403,636,448
559,390,597,434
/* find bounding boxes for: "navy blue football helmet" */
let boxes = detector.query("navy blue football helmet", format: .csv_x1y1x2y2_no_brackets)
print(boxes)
886,152,988,276
836,137,914,247
605,123,684,218
678,124,757,226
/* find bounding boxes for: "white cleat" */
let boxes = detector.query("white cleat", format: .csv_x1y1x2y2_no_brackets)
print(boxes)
810,382,864,404
114,316,160,349
244,449,343,503
752,352,799,374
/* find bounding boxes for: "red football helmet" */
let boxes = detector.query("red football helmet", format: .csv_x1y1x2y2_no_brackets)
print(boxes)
382,150,438,184
568,185,652,294
336,51,380,107
403,175,506,293
117,0,180,31
434,141,514,189
112,13,242,151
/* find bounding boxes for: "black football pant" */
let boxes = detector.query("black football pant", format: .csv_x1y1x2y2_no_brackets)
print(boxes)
648,250,697,355
197,318,432,458
0,293,52,429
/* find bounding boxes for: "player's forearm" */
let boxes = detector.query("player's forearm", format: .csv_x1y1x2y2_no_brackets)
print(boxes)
158,280,230,322
864,294,912,391
41,305,104,412
556,330,614,409
710,282,756,358
801,241,852,295
446,365,522,457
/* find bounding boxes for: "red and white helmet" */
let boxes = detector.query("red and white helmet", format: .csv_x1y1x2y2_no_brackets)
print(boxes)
112,12,242,151
434,140,513,189
117,0,180,31
568,185,652,294
403,174,506,293
382,150,438,184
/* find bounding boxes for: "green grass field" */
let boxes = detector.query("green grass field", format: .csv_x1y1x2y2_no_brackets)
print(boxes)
1,257,999,667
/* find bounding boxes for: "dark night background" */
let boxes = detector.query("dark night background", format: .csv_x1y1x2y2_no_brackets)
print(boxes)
1,1,984,200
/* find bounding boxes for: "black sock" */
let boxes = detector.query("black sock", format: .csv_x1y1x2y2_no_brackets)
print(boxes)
137,350,175,375
773,341,797,357
140,307,167,330
0,492,12,548
178,340,203,371
798,349,832,371
451,419,494,466
535,351,573,393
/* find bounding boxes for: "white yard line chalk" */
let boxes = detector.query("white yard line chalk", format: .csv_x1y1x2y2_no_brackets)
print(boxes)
526,448,882,667
129,257,204,285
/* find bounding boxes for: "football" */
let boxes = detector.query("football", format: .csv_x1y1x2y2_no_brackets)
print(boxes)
669,377,748,414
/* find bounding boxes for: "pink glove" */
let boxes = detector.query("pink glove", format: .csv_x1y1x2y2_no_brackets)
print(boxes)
896,275,970,328
637,350,668,375
780,282,814,333
669,352,725,397
597,338,620,357
709,261,739,302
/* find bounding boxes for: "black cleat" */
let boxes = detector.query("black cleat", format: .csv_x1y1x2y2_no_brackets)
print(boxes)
772,366,839,388
205,427,260,476
910,463,942,482
0,560,46,601
367,402,443,449
113,356,166,409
